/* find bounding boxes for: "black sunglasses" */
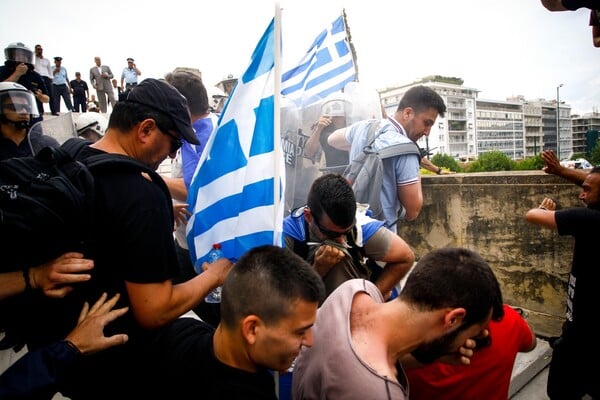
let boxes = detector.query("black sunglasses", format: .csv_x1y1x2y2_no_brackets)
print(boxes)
314,216,354,239
157,124,182,153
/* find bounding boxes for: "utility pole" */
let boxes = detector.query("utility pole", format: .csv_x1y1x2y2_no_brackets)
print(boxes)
556,83,563,159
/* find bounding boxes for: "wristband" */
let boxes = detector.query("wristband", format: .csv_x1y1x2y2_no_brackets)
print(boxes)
22,268,32,292
63,340,82,355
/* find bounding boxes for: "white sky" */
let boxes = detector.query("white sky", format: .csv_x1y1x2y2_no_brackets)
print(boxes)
2,0,599,114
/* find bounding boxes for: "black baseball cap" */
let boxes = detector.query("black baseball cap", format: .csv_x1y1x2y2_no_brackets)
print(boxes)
126,78,199,145
54,56,62,61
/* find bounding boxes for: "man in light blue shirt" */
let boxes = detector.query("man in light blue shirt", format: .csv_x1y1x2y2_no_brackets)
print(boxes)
51,56,73,114
120,57,141,99
329,85,446,230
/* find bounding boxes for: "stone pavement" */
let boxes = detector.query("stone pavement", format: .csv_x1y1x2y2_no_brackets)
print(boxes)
509,338,552,399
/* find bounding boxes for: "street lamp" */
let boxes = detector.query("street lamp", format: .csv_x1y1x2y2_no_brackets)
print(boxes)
556,83,563,159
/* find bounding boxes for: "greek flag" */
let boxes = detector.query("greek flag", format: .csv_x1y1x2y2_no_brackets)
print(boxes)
281,14,356,107
186,18,285,265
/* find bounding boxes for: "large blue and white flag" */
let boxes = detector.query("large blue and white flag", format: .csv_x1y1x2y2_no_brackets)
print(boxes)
186,18,285,265
281,14,356,107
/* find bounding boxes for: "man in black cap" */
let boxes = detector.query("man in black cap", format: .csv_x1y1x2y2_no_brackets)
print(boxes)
120,57,141,100
45,78,234,399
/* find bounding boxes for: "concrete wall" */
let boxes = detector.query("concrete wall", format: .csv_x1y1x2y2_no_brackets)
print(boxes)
396,171,582,338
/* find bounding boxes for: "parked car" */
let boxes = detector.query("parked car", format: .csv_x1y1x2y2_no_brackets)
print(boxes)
560,158,593,169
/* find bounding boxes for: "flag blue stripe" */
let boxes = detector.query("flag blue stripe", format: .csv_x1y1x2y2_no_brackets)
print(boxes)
190,178,275,236
250,96,275,156
280,14,356,106
303,59,354,91
192,120,247,188
219,230,277,262
244,19,275,83
330,14,345,34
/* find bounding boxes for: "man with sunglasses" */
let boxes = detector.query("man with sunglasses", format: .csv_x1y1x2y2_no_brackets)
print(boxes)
8,78,234,399
283,173,415,299
0,81,58,160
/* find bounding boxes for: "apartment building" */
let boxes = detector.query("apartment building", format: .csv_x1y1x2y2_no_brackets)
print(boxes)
378,76,580,161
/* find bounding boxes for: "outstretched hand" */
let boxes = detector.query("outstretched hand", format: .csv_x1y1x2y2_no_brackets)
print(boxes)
65,293,129,355
541,150,563,176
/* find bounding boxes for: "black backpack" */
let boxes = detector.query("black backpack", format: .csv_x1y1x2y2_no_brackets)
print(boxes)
0,138,169,349
342,120,420,226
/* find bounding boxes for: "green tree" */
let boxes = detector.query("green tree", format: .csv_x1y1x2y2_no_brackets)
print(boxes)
467,151,515,172
431,153,462,172
590,142,600,166
514,154,544,171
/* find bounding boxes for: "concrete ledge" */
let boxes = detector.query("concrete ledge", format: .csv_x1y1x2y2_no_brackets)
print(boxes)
509,338,552,398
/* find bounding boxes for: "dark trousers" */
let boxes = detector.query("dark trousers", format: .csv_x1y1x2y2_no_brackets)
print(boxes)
547,333,600,399
72,94,87,113
41,76,54,114
51,84,73,113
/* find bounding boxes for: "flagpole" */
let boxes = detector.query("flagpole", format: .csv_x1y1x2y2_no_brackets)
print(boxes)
274,1,283,239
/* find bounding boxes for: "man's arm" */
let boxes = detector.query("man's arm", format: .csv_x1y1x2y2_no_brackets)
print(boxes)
525,197,558,230
590,9,600,47
304,116,331,158
540,0,569,11
125,257,232,329
162,176,187,202
327,127,351,151
2,63,28,83
369,229,415,298
397,181,423,221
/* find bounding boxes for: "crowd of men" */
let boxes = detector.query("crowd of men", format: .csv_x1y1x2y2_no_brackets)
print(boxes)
1,12,598,396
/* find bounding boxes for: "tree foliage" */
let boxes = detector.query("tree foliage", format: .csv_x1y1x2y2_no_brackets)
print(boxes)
590,141,600,166
467,151,515,172
514,154,544,171
431,153,462,172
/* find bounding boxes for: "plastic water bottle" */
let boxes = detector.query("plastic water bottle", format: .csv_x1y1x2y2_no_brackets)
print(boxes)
204,243,224,303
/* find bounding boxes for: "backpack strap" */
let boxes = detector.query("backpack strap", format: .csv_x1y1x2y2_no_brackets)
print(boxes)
60,137,93,157
362,120,421,159
362,120,383,152
378,141,421,159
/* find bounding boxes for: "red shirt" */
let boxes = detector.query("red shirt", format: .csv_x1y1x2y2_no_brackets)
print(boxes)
406,305,535,400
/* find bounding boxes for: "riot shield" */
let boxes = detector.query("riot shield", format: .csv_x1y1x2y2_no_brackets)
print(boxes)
28,112,77,145
280,82,384,215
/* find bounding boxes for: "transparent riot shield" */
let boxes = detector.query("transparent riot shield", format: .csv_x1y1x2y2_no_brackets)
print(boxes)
281,97,308,215
341,81,383,124
281,82,384,215
28,112,77,145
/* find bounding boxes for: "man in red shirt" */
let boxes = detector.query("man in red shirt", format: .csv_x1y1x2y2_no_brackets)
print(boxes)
406,304,536,400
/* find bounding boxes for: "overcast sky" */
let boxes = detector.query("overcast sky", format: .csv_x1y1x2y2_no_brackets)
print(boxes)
2,0,598,114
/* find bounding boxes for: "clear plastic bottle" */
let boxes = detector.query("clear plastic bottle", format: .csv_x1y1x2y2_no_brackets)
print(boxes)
204,243,224,303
